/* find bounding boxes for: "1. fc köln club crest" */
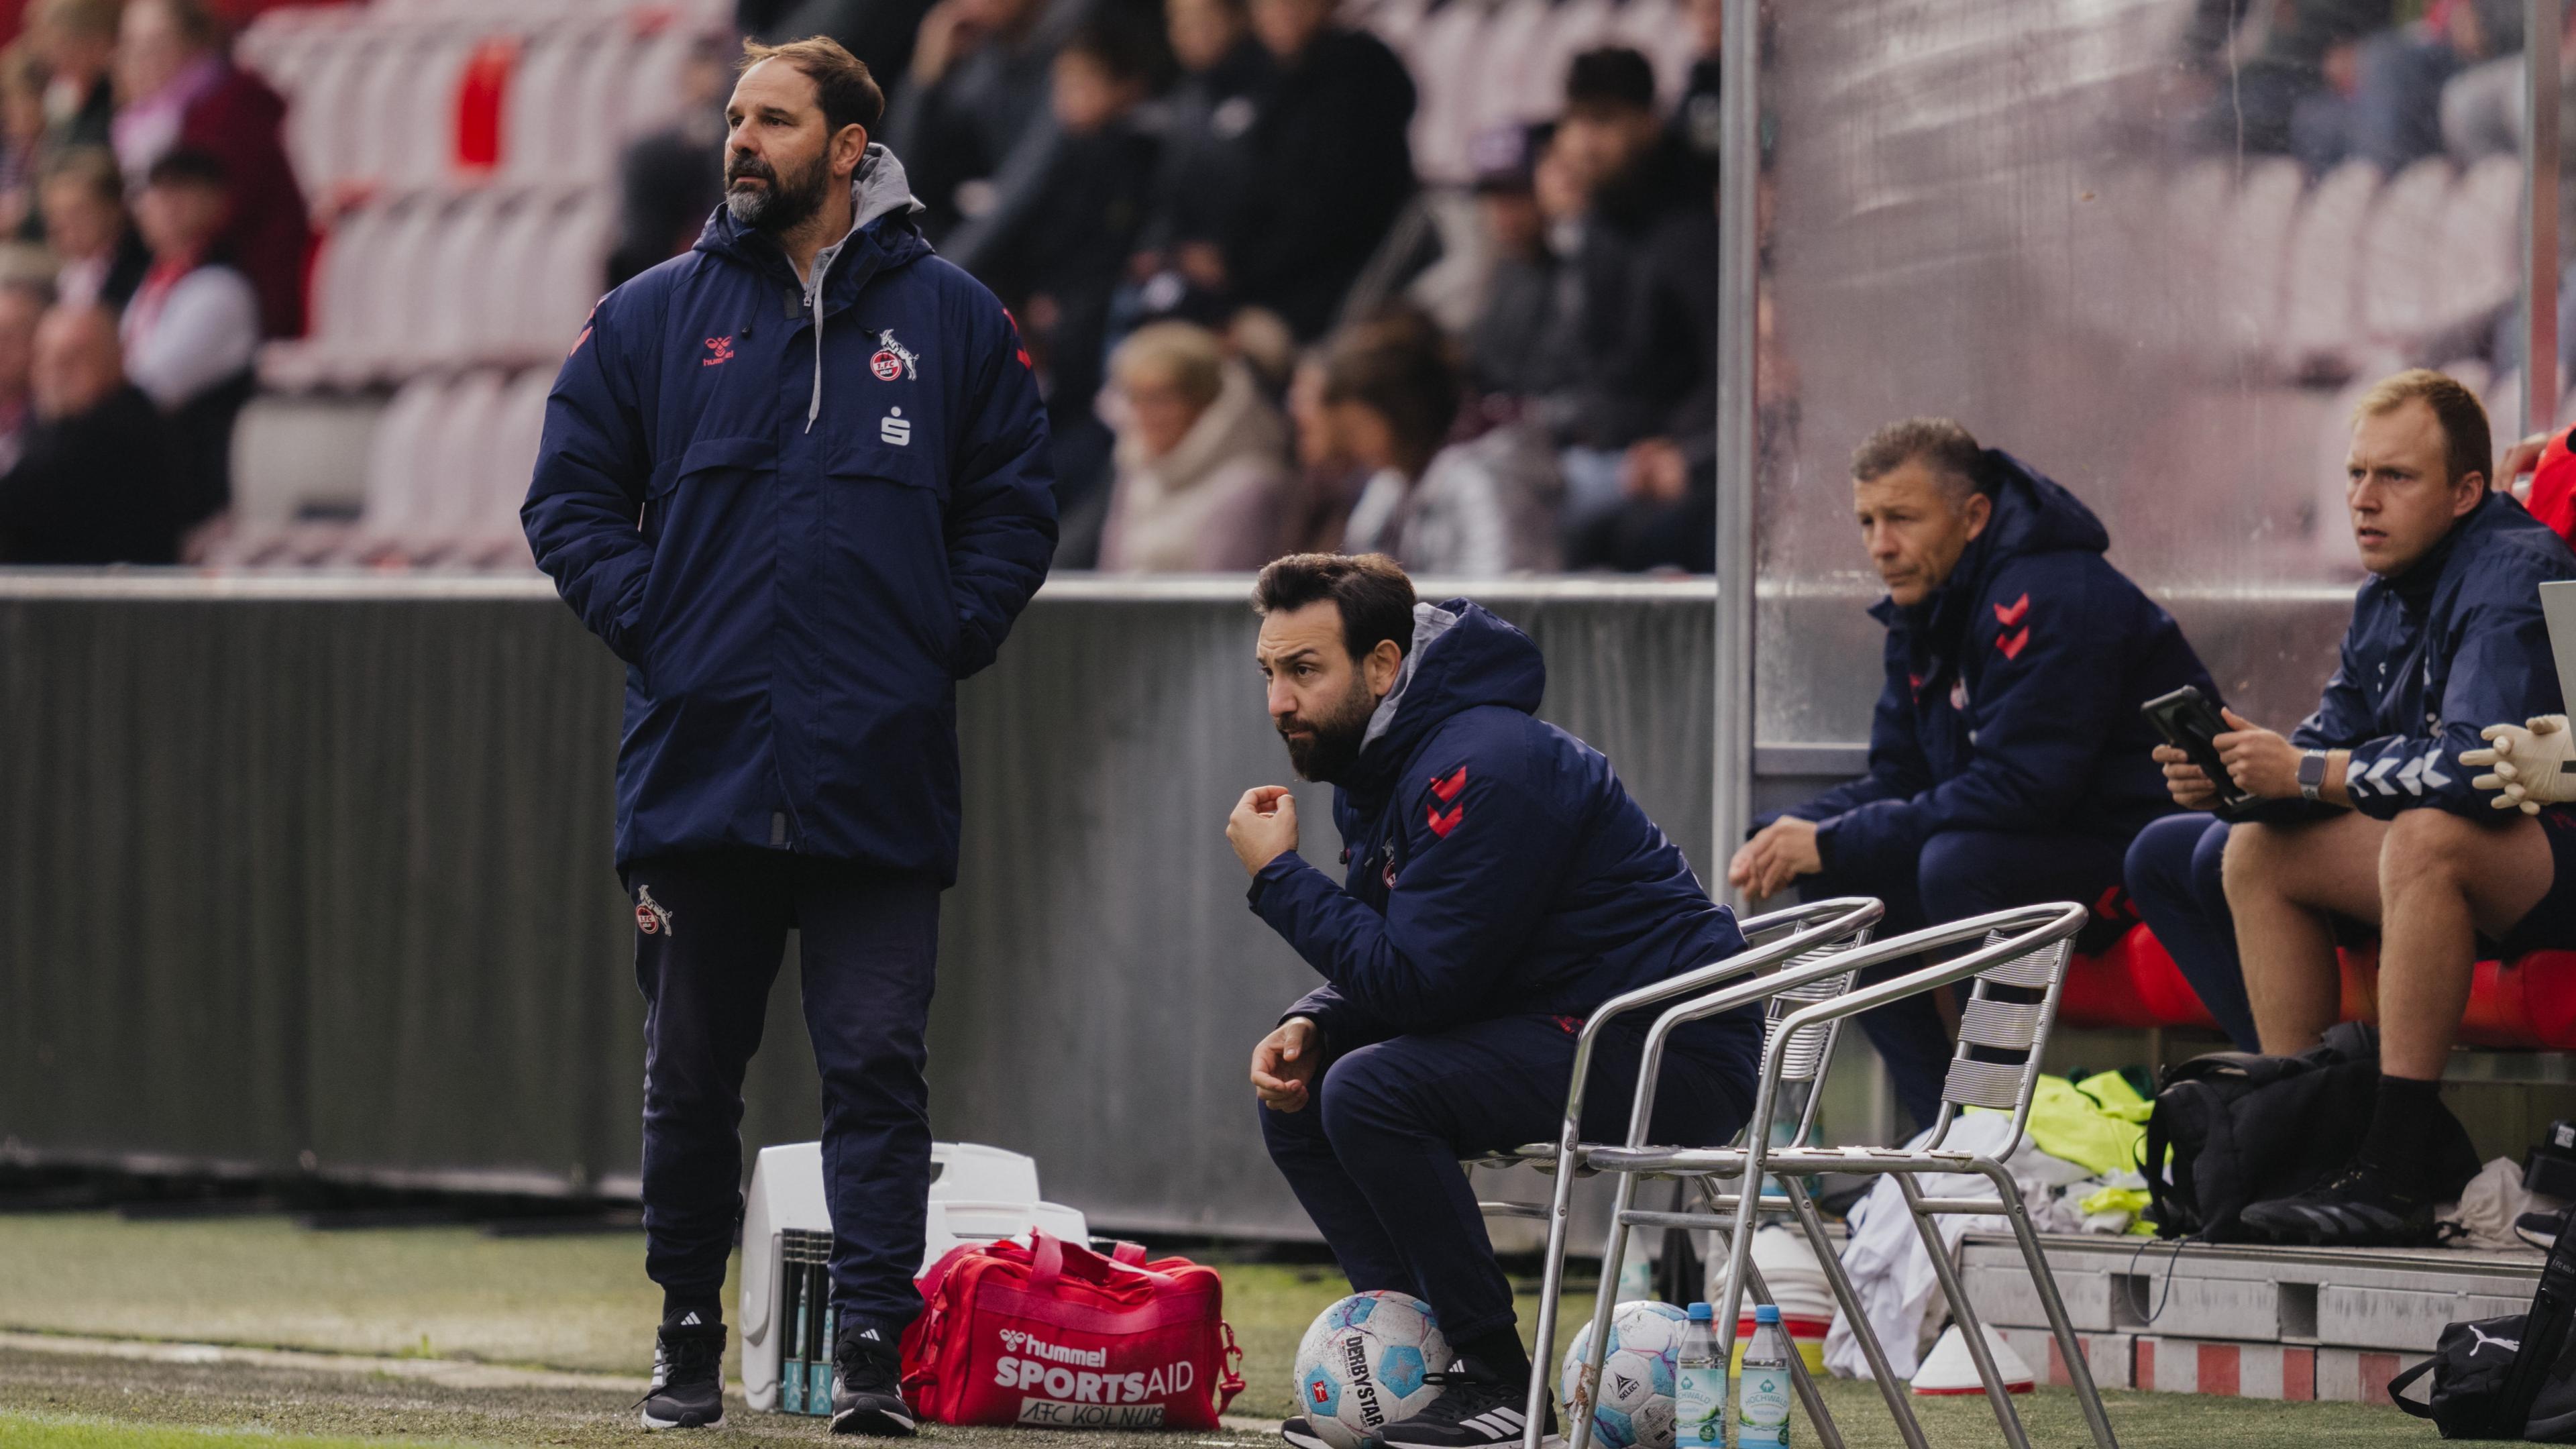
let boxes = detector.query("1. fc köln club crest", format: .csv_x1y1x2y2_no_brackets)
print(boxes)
870,329,920,381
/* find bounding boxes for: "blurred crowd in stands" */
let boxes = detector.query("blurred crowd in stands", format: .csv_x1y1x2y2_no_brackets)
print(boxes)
0,0,303,563
15,0,2576,569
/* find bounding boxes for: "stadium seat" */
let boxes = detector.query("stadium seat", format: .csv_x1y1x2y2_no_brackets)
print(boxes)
2056,912,2576,1051
2214,157,2302,367
2436,154,2522,343
2279,160,2383,374
2360,157,2453,347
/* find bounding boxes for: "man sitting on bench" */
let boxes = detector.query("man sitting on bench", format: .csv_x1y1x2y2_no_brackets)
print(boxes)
2127,368,2576,1245
1726,417,2216,1130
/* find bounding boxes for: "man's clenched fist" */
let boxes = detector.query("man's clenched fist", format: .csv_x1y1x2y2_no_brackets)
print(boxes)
1228,786,1299,877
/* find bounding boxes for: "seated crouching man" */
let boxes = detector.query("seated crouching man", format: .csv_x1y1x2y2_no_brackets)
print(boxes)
1727,419,2217,1130
1225,554,1760,1449
2126,369,2576,1244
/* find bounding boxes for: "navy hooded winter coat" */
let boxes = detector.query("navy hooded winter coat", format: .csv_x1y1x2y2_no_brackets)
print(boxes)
2280,490,2576,817
523,147,1057,879
1250,601,1762,1079
1780,453,2217,881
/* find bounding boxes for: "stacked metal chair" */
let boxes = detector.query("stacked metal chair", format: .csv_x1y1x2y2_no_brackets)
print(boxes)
1567,902,2118,1449
1464,897,1884,1449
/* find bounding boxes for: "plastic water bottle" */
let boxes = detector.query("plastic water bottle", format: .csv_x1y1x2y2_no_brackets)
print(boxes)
1673,1302,1725,1447
1615,1252,1655,1303
1735,1304,1793,1448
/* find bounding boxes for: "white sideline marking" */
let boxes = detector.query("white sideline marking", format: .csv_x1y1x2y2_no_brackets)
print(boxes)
0,1329,663,1394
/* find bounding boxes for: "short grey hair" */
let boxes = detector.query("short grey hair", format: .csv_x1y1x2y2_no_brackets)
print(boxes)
1852,417,1990,500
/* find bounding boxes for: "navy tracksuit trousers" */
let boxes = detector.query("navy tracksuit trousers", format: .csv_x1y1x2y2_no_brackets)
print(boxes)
625,849,941,1338
2122,813,2259,1050
1258,1015,1750,1346
1796,828,2129,1132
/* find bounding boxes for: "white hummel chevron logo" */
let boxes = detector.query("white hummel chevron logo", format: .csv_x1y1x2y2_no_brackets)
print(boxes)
2367,755,2399,786
2421,752,2453,789
2398,755,2426,795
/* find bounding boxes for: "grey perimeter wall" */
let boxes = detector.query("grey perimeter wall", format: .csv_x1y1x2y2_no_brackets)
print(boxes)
0,574,2351,1239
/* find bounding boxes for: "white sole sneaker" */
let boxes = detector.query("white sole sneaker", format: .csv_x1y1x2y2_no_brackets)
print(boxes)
638,1406,724,1430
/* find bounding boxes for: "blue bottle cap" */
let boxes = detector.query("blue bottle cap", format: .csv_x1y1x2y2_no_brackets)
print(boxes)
1754,1305,1780,1325
1686,1301,1713,1320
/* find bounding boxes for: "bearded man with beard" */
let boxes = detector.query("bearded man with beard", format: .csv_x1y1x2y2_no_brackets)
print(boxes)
1226,553,1761,1449
523,35,1053,1437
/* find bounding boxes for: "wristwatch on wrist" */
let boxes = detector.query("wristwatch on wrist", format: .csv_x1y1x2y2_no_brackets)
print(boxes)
2298,749,2328,802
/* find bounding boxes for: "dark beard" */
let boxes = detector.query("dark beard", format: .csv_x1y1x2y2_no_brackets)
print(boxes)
1279,676,1377,783
724,148,830,233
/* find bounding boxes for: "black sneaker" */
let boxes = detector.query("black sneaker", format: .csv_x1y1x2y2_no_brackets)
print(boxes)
830,1324,917,1437
1377,1364,1556,1449
2240,1161,2436,1246
639,1314,727,1430
1281,1414,1331,1449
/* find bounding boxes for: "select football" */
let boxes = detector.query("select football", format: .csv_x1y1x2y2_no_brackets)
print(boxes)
1558,1301,1689,1449
1293,1291,1452,1449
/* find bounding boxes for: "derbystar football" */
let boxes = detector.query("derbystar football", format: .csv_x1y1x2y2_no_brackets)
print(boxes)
1558,1301,1688,1449
1293,1291,1450,1449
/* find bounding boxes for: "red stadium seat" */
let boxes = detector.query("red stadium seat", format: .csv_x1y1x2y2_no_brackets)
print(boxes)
2057,914,2576,1051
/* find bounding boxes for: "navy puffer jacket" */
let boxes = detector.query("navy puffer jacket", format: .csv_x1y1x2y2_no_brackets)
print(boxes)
523,146,1057,877
1780,452,2216,878
1250,602,1760,1079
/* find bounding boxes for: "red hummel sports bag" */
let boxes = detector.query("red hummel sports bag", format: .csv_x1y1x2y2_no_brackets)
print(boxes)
899,1231,1244,1430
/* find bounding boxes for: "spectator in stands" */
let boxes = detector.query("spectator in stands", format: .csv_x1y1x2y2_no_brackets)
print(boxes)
2182,0,2389,156
1328,307,1559,575
0,44,50,239
2292,0,2521,175
1220,0,1414,340
0,274,50,474
42,147,144,313
883,0,1056,238
1460,122,1578,406
1129,0,1268,317
1281,346,1366,551
0,302,176,564
109,0,311,338
1729,420,2218,1131
948,13,1160,547
608,33,730,288
1098,319,1291,570
739,0,937,89
2126,372,2576,1244
1550,48,1708,540
1568,185,1719,573
123,148,254,531
27,0,115,171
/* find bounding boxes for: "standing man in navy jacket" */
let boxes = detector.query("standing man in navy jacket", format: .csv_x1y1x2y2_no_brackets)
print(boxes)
1228,553,1760,1449
1727,419,2217,1130
523,36,1054,1436
2131,370,2576,1245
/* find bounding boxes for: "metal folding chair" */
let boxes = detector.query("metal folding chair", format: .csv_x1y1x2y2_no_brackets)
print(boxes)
1468,896,1884,1449
1576,903,2116,1449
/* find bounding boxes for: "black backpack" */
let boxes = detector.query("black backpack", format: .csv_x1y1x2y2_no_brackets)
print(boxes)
2394,1215,2576,1439
2141,1022,2477,1241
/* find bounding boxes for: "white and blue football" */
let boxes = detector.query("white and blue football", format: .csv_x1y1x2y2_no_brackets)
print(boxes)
1559,1301,1688,1449
1293,1291,1450,1449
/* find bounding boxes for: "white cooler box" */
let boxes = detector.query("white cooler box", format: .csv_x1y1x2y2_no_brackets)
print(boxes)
740,1141,1089,1414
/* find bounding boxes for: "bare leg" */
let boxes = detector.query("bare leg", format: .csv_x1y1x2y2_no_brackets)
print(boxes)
2375,810,2556,1079
2222,814,2391,1053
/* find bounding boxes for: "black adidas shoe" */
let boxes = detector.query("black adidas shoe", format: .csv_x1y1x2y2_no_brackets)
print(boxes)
639,1313,727,1430
1280,1414,1332,1449
2240,1161,2435,1246
1377,1366,1556,1448
830,1324,917,1437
